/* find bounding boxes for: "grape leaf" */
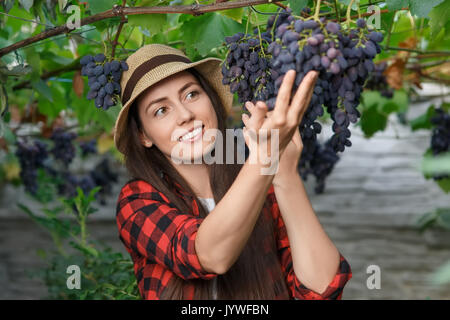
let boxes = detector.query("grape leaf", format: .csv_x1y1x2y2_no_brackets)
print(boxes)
86,0,116,15
385,0,408,11
360,105,388,138
287,0,309,14
218,8,244,23
181,12,244,57
409,0,445,17
32,79,53,102
128,14,168,36
360,92,388,137
19,0,34,12
409,105,436,131
429,0,450,36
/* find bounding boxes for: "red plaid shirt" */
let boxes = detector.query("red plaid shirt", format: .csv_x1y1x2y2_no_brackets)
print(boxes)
116,178,352,300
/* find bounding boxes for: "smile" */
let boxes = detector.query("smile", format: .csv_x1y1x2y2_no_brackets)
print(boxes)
178,126,204,143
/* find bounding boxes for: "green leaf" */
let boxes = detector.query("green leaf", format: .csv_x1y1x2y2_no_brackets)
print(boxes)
385,0,408,11
19,0,34,12
32,79,53,102
339,0,358,10
86,0,116,15
436,178,450,193
409,0,445,17
409,105,436,131
381,90,408,114
360,92,388,138
429,0,450,36
0,85,8,117
218,8,244,24
128,14,168,36
181,12,244,57
421,152,450,176
437,208,450,228
287,0,309,14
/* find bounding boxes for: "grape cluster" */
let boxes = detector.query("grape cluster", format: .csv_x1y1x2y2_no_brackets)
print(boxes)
59,174,96,198
15,127,118,202
222,8,384,193
429,108,450,181
15,140,48,195
80,54,128,110
80,139,97,157
50,128,77,166
222,33,274,106
298,139,340,194
365,61,394,98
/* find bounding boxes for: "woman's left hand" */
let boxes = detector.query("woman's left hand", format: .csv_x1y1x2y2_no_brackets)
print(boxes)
243,104,303,187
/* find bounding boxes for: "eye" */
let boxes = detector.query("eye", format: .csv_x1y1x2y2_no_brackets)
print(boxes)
186,90,199,100
154,106,167,117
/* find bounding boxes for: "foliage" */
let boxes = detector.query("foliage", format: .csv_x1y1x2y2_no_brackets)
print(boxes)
21,186,140,299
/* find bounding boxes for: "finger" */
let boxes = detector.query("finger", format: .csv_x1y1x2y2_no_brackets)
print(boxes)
288,71,318,122
244,101,255,113
242,113,249,127
273,69,296,120
248,101,268,130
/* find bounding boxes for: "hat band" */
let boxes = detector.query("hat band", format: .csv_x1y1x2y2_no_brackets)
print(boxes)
122,54,192,105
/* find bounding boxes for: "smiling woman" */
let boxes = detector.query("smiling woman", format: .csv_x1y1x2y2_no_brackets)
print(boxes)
114,44,352,300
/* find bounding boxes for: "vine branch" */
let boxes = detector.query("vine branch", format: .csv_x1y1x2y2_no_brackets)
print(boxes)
0,0,288,58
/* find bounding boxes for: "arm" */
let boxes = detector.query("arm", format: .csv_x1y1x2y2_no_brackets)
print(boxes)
271,175,352,298
195,159,275,274
116,180,219,280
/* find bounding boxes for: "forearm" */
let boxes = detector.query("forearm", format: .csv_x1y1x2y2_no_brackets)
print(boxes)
195,159,274,274
274,173,340,294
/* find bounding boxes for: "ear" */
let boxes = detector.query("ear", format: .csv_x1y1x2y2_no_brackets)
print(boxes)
139,130,153,148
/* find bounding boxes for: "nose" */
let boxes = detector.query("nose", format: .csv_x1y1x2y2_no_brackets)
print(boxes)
175,101,195,125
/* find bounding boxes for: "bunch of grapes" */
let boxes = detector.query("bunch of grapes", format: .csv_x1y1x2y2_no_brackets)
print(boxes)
80,54,128,110
222,33,275,106
222,8,384,193
50,128,77,166
365,61,394,98
58,173,96,198
429,108,450,180
79,139,97,157
90,158,119,204
298,139,340,194
15,140,48,195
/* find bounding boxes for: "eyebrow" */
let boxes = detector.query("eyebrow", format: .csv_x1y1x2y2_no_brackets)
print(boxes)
145,81,199,113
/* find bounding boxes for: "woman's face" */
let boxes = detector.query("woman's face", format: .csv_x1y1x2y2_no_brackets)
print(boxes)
136,70,218,163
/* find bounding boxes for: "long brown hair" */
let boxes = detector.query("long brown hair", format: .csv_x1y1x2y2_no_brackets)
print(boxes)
121,67,290,300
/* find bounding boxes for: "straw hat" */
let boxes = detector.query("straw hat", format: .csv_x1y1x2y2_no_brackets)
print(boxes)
114,43,234,154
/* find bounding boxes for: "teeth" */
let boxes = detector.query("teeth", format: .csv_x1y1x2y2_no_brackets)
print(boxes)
180,127,202,141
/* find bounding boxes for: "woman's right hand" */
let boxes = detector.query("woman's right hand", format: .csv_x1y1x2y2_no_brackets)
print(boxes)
241,69,318,167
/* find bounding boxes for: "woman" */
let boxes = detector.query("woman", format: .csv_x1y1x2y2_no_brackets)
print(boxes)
115,44,352,300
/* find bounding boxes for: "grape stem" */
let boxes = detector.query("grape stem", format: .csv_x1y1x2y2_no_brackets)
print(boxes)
313,0,322,21
333,0,340,21
346,0,355,27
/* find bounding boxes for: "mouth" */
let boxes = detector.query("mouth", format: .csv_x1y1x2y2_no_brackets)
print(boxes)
178,125,204,143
